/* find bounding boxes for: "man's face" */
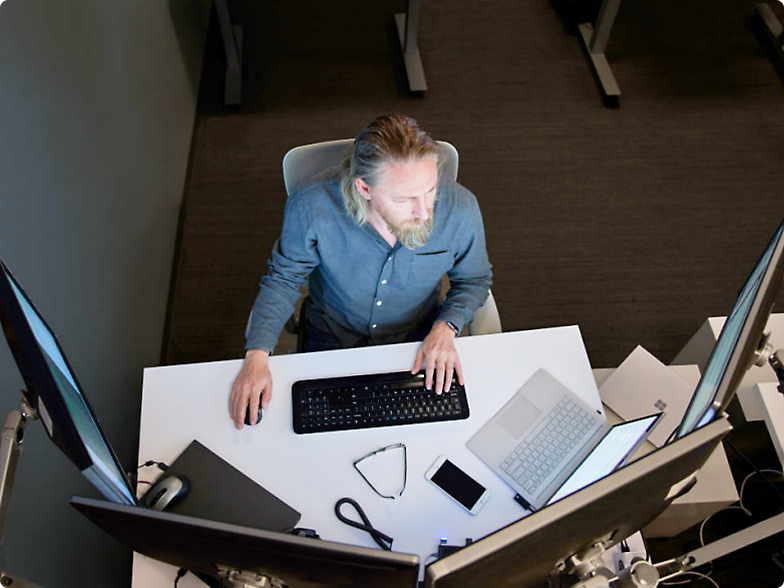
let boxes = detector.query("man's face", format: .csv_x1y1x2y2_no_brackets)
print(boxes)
359,157,438,249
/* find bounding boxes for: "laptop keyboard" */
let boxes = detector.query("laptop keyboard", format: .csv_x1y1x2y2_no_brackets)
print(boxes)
500,397,594,494
292,371,470,434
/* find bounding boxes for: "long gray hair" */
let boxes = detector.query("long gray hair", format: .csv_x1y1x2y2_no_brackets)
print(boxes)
339,115,440,225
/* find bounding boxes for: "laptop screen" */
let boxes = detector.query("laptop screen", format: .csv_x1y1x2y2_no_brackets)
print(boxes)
547,413,661,506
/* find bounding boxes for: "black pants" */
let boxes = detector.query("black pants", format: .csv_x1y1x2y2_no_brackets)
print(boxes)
298,298,439,353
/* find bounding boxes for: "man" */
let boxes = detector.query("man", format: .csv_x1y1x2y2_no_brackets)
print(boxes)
230,114,492,429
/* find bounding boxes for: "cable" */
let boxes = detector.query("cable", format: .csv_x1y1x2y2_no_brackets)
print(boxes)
661,570,720,588
699,506,751,547
724,439,784,505
138,459,170,471
334,497,393,550
128,460,170,485
697,469,783,547
738,468,784,510
173,568,188,587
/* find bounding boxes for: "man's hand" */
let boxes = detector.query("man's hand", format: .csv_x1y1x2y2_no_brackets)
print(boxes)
229,349,272,429
412,321,464,395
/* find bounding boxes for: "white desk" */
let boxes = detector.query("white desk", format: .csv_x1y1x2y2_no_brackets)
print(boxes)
133,327,601,586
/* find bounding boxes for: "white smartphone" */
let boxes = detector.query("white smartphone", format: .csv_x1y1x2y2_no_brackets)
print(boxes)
425,455,491,515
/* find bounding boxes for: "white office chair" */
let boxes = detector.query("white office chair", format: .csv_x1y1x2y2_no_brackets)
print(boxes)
280,138,501,338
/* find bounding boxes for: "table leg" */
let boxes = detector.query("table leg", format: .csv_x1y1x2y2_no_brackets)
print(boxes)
578,0,622,106
395,0,428,92
215,0,243,106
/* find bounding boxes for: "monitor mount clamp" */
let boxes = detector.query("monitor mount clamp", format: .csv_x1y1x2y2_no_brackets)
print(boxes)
752,332,784,394
0,389,44,587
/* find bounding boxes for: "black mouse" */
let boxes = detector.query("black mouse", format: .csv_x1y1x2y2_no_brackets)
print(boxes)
141,474,191,511
244,404,264,426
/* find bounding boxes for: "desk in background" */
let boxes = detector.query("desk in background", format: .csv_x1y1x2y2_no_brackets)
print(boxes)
673,313,784,475
132,327,600,586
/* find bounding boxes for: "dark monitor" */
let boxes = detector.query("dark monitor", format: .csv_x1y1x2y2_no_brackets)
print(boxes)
0,258,137,505
675,217,784,438
424,417,731,588
71,496,420,588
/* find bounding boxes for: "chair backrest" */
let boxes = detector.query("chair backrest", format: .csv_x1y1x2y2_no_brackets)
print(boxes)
282,139,459,196
280,139,501,336
467,290,502,336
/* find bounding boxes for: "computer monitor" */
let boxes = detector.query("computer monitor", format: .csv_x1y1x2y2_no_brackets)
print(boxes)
424,417,731,588
675,217,784,438
0,258,137,505
71,495,420,588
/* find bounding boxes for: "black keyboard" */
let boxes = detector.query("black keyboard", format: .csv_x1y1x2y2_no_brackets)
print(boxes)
292,371,470,434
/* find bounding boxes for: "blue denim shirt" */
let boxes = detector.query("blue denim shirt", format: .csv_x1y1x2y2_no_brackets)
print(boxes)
245,167,492,353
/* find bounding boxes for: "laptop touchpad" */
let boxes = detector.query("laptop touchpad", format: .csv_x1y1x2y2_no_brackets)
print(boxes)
497,395,541,439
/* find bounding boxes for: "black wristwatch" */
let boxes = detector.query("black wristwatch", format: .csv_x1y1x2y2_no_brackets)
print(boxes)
445,321,460,336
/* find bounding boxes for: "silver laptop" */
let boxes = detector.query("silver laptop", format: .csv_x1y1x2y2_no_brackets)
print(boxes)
467,368,661,511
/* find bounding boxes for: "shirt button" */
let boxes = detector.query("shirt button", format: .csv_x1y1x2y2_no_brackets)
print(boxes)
372,324,378,329
381,280,387,285
388,256,392,261
376,301,382,306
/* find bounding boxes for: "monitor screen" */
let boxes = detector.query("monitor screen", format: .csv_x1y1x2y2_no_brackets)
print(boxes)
674,218,784,439
425,417,731,588
71,496,420,588
0,259,136,505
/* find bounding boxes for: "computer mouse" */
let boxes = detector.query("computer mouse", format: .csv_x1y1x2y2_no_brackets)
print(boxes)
244,404,264,426
141,474,191,511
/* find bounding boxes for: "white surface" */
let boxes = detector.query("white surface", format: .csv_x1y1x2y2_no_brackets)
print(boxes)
672,313,784,421
755,382,784,471
134,327,599,586
599,345,693,447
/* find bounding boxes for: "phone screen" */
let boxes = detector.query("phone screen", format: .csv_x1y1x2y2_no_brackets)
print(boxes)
431,459,487,510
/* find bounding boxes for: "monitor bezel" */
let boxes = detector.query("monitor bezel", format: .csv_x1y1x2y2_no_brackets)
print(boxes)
71,495,421,588
674,219,784,439
0,258,137,502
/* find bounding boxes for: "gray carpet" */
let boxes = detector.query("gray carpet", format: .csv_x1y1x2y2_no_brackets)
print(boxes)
164,0,784,372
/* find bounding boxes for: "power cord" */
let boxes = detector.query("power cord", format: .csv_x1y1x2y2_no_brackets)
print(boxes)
724,439,784,505
174,567,188,587
128,459,170,486
660,570,720,588
667,440,784,588
334,497,393,550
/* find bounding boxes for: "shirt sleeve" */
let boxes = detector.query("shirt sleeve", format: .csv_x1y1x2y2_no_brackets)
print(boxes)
436,192,493,334
245,193,319,353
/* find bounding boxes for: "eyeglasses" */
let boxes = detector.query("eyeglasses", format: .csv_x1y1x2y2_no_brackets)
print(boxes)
353,443,407,500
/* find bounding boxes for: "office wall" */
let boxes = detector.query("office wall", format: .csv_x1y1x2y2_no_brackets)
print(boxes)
0,0,209,585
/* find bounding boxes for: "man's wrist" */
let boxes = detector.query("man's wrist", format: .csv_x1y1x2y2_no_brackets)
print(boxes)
246,349,270,361
444,320,460,337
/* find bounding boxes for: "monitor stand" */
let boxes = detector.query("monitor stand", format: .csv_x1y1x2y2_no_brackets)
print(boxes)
0,390,45,588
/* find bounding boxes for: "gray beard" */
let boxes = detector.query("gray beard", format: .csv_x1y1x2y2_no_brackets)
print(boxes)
390,216,434,249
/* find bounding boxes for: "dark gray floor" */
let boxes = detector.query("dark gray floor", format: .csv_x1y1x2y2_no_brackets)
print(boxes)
165,0,784,369
165,0,784,584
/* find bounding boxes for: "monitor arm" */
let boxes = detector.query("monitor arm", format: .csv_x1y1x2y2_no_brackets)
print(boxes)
0,390,44,588
560,511,784,588
752,332,784,394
